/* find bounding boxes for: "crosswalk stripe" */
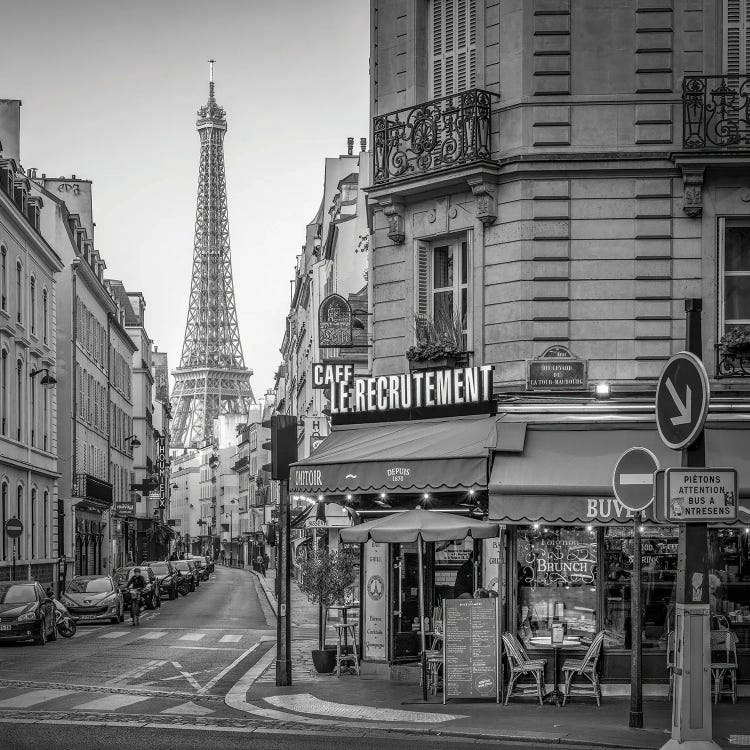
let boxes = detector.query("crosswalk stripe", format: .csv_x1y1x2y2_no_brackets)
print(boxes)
178,633,205,641
73,694,151,711
99,632,128,639
139,631,167,640
0,689,75,708
219,634,242,643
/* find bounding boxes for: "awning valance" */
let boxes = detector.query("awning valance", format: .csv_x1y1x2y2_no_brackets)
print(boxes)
489,421,750,525
290,415,497,495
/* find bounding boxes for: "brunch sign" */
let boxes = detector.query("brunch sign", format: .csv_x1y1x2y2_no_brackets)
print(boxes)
519,530,596,586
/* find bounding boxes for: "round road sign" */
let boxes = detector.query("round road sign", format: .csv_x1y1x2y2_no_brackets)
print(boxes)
612,447,659,512
4,518,23,539
655,351,710,450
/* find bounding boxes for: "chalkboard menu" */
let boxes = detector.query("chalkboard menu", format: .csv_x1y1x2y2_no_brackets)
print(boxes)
443,598,499,702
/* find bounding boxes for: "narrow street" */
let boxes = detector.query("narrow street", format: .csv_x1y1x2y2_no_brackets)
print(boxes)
0,567,274,719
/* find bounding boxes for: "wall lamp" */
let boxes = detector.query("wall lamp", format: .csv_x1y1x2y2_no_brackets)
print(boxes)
594,382,611,399
124,434,142,448
29,368,56,387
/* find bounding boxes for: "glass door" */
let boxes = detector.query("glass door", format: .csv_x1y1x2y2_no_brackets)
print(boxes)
391,542,421,662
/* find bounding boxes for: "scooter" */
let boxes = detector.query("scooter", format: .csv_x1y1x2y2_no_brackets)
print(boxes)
53,598,77,638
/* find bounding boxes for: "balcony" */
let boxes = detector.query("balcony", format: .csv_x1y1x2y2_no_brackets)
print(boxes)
72,473,113,509
373,88,495,186
683,75,750,149
232,456,250,472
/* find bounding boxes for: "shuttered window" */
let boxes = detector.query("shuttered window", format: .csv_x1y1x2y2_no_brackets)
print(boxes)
724,0,750,75
429,0,477,98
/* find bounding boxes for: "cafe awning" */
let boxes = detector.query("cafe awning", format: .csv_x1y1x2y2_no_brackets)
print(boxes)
290,415,497,495
489,418,750,525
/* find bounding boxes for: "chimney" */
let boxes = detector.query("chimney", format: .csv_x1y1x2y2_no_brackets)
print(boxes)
347,137,354,155
360,137,367,152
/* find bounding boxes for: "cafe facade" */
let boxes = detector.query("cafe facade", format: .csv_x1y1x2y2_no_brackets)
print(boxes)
290,365,750,691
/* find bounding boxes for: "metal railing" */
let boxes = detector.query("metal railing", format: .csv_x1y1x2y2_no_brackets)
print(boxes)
373,88,495,185
73,473,113,505
683,75,750,149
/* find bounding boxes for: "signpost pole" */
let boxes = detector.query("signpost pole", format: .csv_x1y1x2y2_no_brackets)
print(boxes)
661,299,719,750
629,511,643,728
276,478,292,687
12,540,16,581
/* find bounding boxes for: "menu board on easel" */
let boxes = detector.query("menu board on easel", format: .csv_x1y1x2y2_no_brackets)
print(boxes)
443,598,499,702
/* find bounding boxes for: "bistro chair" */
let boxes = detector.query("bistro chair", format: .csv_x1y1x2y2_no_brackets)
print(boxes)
502,632,546,706
710,629,738,704
561,630,605,706
666,631,676,701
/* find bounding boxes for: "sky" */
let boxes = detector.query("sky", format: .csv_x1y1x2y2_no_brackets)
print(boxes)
2,0,370,396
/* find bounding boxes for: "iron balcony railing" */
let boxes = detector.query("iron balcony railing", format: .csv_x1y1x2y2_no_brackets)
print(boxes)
73,473,113,506
373,88,495,186
683,75,750,149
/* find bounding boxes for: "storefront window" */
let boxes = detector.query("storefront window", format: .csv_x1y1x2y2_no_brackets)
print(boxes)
517,526,597,647
709,528,750,650
603,526,678,650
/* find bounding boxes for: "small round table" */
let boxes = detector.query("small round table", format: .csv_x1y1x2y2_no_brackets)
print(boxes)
529,636,581,706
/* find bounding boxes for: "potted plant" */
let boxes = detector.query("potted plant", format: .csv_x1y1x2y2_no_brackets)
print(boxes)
298,548,358,673
405,310,465,369
718,327,750,358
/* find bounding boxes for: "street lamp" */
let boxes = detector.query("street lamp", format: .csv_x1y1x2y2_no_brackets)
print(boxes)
124,434,142,448
29,368,57,387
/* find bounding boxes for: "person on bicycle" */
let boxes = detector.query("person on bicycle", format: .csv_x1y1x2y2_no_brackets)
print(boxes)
128,567,147,625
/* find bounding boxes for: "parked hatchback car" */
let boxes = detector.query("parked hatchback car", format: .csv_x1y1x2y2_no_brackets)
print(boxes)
143,560,184,600
61,575,124,625
0,582,57,645
114,566,161,610
171,559,200,591
186,555,210,581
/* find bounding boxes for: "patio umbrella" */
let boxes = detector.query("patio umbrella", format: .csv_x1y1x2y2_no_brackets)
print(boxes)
340,509,500,700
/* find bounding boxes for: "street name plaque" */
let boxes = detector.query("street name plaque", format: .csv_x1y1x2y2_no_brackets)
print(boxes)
664,468,738,522
443,598,499,702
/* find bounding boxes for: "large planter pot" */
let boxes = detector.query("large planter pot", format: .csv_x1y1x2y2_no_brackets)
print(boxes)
409,356,458,371
311,647,337,674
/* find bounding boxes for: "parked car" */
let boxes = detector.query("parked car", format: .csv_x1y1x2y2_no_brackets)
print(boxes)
186,555,210,581
143,560,184,600
114,566,161,610
172,559,201,591
61,575,124,625
0,582,57,645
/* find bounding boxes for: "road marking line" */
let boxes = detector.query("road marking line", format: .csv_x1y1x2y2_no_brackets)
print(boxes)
198,643,260,695
219,634,242,643
138,631,167,640
621,473,653,485
0,689,75,708
73,693,151,711
178,671,203,691
99,632,128,639
168,646,245,651
105,659,167,686
160,700,215,716
178,632,205,641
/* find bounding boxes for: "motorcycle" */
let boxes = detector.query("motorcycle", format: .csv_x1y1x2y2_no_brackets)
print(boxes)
53,598,77,638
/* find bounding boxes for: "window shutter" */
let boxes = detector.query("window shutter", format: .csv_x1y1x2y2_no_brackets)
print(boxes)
416,243,430,334
429,0,477,98
724,0,750,74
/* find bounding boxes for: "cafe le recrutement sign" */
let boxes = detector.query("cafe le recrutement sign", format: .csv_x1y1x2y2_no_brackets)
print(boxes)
526,345,587,391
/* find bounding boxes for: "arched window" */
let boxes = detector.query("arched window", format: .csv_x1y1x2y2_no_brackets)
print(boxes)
43,383,49,451
16,485,23,559
30,363,36,446
1,481,7,561
30,488,37,558
0,349,6,436
16,261,22,323
0,245,6,310
16,359,22,442
42,289,48,344
43,490,49,557
29,276,36,335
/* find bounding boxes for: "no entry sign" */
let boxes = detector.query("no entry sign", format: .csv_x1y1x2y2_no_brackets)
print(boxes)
612,447,659,512
655,352,710,451
4,518,23,539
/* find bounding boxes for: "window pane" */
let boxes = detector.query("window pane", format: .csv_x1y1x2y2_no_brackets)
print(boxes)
725,275,750,322
433,290,453,323
725,228,750,272
517,526,597,649
461,241,468,284
433,246,452,289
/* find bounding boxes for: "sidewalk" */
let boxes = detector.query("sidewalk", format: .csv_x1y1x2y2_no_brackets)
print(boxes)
240,566,750,749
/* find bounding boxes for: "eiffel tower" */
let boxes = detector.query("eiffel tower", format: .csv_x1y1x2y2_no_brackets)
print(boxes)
171,61,255,448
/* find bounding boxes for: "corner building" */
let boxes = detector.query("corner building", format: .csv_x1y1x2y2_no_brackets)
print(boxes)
307,1,750,691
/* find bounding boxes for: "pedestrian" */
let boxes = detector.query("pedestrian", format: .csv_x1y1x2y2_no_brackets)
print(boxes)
45,586,55,599
255,553,265,577
262,552,269,576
